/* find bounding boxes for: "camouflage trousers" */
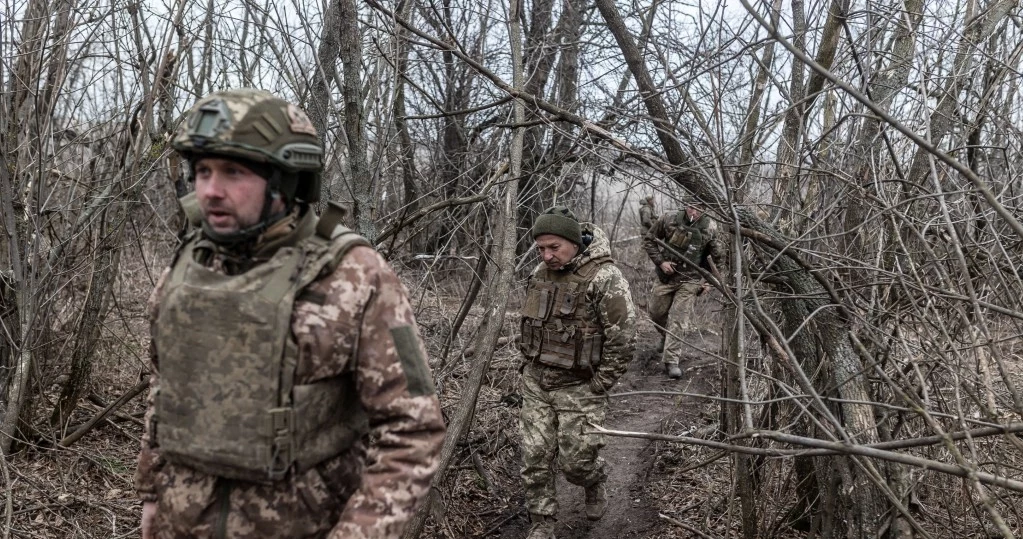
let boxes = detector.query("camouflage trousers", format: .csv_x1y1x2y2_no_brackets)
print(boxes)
520,364,608,517
649,279,701,366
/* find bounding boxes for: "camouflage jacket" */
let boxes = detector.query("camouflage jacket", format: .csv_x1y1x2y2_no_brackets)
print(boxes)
643,210,719,283
521,224,636,391
135,209,446,539
638,201,656,232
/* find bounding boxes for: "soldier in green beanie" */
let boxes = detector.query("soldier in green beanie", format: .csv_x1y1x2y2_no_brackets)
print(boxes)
518,206,637,539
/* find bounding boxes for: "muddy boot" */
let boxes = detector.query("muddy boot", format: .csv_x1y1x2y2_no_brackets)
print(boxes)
584,482,607,521
666,364,682,379
526,514,556,539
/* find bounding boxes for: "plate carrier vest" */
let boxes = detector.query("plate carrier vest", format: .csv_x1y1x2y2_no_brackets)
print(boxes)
519,255,610,374
664,211,710,268
153,204,371,483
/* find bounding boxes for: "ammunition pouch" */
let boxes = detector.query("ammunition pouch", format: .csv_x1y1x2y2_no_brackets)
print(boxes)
520,319,604,372
518,264,606,373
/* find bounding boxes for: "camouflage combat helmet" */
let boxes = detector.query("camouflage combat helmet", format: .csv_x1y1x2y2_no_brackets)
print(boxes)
172,88,323,204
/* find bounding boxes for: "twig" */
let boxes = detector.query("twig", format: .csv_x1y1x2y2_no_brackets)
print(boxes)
471,451,497,497
86,394,144,426
677,450,728,474
376,162,506,245
59,379,149,448
1,443,11,539
590,423,1023,492
658,513,721,539
481,507,527,537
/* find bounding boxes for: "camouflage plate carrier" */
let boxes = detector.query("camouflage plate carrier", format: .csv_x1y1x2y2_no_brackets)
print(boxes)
153,205,370,483
519,256,610,375
657,211,712,282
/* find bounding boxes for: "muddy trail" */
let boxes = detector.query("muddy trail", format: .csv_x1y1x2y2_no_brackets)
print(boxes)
495,317,721,539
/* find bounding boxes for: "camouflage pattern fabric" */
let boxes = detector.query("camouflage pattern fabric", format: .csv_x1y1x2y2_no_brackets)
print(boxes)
135,210,446,539
520,362,608,516
638,200,656,233
521,224,636,391
171,88,323,203
519,223,635,517
642,210,720,366
642,210,719,284
649,280,702,366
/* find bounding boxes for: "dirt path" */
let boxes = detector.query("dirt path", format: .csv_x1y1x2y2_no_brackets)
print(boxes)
497,316,720,539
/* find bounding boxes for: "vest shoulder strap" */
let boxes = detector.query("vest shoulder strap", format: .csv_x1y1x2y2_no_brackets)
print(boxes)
315,201,349,240
178,192,202,228
303,202,373,279
573,256,612,282
323,227,372,274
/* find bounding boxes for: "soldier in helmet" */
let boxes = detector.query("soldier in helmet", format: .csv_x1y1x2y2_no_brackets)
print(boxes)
518,206,636,539
642,198,722,379
135,89,445,539
638,194,657,233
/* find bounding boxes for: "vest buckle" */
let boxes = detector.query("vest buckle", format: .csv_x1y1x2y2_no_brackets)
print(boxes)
266,407,294,481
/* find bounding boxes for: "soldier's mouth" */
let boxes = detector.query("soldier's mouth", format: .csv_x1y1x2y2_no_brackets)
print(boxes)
205,212,235,228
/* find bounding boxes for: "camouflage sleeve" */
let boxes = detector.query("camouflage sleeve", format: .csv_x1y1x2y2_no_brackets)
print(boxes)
329,246,445,539
134,267,170,502
642,215,668,265
701,219,724,260
639,206,653,230
589,265,636,391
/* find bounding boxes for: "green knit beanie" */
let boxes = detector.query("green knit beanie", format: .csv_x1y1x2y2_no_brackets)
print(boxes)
531,206,582,246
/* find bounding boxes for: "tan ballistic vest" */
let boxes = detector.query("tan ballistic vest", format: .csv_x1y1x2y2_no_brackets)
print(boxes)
154,208,371,483
664,212,711,268
519,256,610,373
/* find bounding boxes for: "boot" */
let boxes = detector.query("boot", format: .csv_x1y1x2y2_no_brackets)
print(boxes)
666,364,682,379
584,483,607,521
526,514,556,539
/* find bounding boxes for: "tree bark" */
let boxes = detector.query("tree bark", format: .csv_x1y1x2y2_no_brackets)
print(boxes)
595,0,888,534
400,2,525,535
337,0,376,240
391,0,420,248
0,0,59,453
307,0,342,149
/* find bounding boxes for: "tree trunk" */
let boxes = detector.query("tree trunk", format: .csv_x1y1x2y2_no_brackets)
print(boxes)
337,0,375,240
391,0,420,249
516,0,584,252
720,261,759,539
307,0,342,149
0,0,56,453
400,2,526,535
594,0,888,534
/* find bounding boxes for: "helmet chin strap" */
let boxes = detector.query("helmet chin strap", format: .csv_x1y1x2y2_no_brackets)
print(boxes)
201,169,292,247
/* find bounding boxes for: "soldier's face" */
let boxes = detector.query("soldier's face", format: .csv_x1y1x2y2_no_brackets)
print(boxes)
685,206,702,221
194,157,282,234
535,234,579,270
